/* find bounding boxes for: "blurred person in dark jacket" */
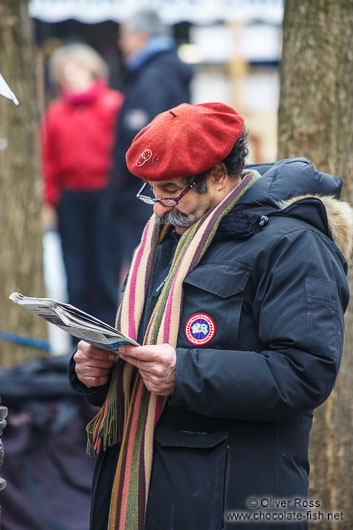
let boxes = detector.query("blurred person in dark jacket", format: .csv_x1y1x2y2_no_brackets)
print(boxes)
41,43,123,326
70,102,352,530
107,8,193,285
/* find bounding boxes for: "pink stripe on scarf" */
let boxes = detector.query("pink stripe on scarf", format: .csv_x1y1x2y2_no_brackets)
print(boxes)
154,395,166,428
128,221,151,340
162,259,183,343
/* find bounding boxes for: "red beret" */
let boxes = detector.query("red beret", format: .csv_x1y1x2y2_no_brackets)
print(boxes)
126,102,244,181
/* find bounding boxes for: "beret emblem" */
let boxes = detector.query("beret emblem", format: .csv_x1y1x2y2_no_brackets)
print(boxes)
136,148,152,167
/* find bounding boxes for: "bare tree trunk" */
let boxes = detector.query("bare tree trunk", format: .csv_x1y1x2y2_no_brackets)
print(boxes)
278,1,353,528
0,0,47,365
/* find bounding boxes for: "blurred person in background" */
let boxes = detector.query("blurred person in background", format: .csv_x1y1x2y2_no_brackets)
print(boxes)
41,43,123,327
107,8,193,286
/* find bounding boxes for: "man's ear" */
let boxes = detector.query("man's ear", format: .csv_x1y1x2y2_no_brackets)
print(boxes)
211,163,228,189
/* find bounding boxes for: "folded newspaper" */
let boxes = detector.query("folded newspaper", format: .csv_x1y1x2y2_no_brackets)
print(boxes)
9,292,139,353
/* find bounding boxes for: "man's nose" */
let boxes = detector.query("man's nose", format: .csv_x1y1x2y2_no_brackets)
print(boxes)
153,201,174,217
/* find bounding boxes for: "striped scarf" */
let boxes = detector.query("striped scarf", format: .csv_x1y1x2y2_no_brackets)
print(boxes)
86,170,260,530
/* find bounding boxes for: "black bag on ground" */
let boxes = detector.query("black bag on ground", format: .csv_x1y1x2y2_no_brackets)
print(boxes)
0,354,95,530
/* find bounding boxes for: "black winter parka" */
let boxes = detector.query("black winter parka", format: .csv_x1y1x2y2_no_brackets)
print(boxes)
70,158,351,530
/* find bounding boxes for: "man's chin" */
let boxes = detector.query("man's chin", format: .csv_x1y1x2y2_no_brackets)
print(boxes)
174,225,190,235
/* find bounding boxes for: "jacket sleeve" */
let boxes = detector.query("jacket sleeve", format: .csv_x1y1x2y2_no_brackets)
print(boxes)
170,228,349,422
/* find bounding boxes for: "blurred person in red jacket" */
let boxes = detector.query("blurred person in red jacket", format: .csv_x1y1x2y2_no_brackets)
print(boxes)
41,43,123,327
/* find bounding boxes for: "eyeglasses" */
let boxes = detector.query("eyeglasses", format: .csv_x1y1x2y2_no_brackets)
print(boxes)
136,174,204,207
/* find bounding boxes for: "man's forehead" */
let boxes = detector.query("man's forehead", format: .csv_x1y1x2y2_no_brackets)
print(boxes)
146,177,187,188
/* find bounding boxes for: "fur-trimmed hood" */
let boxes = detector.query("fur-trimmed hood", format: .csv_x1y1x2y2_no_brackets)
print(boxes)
279,194,353,263
216,158,353,265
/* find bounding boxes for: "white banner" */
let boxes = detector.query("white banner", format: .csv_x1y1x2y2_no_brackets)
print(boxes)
29,0,283,25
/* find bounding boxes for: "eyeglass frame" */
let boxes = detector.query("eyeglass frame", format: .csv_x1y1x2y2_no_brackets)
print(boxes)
136,173,205,207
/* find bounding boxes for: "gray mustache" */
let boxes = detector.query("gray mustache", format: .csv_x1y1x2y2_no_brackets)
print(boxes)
156,209,195,227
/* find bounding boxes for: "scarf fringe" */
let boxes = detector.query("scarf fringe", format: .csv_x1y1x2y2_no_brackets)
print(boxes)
86,359,125,456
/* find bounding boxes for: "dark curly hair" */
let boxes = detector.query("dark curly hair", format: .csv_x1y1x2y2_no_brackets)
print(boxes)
186,129,249,194
223,129,249,177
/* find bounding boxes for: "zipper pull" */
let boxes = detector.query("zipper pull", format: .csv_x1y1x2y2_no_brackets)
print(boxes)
258,215,269,227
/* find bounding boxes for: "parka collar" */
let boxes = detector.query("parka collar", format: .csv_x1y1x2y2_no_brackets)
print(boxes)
216,193,353,265
214,158,353,263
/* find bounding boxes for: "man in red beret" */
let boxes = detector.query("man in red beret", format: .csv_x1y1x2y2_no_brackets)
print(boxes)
71,102,352,530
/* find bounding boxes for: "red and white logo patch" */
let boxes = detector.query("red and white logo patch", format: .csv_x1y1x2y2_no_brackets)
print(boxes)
184,313,216,346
